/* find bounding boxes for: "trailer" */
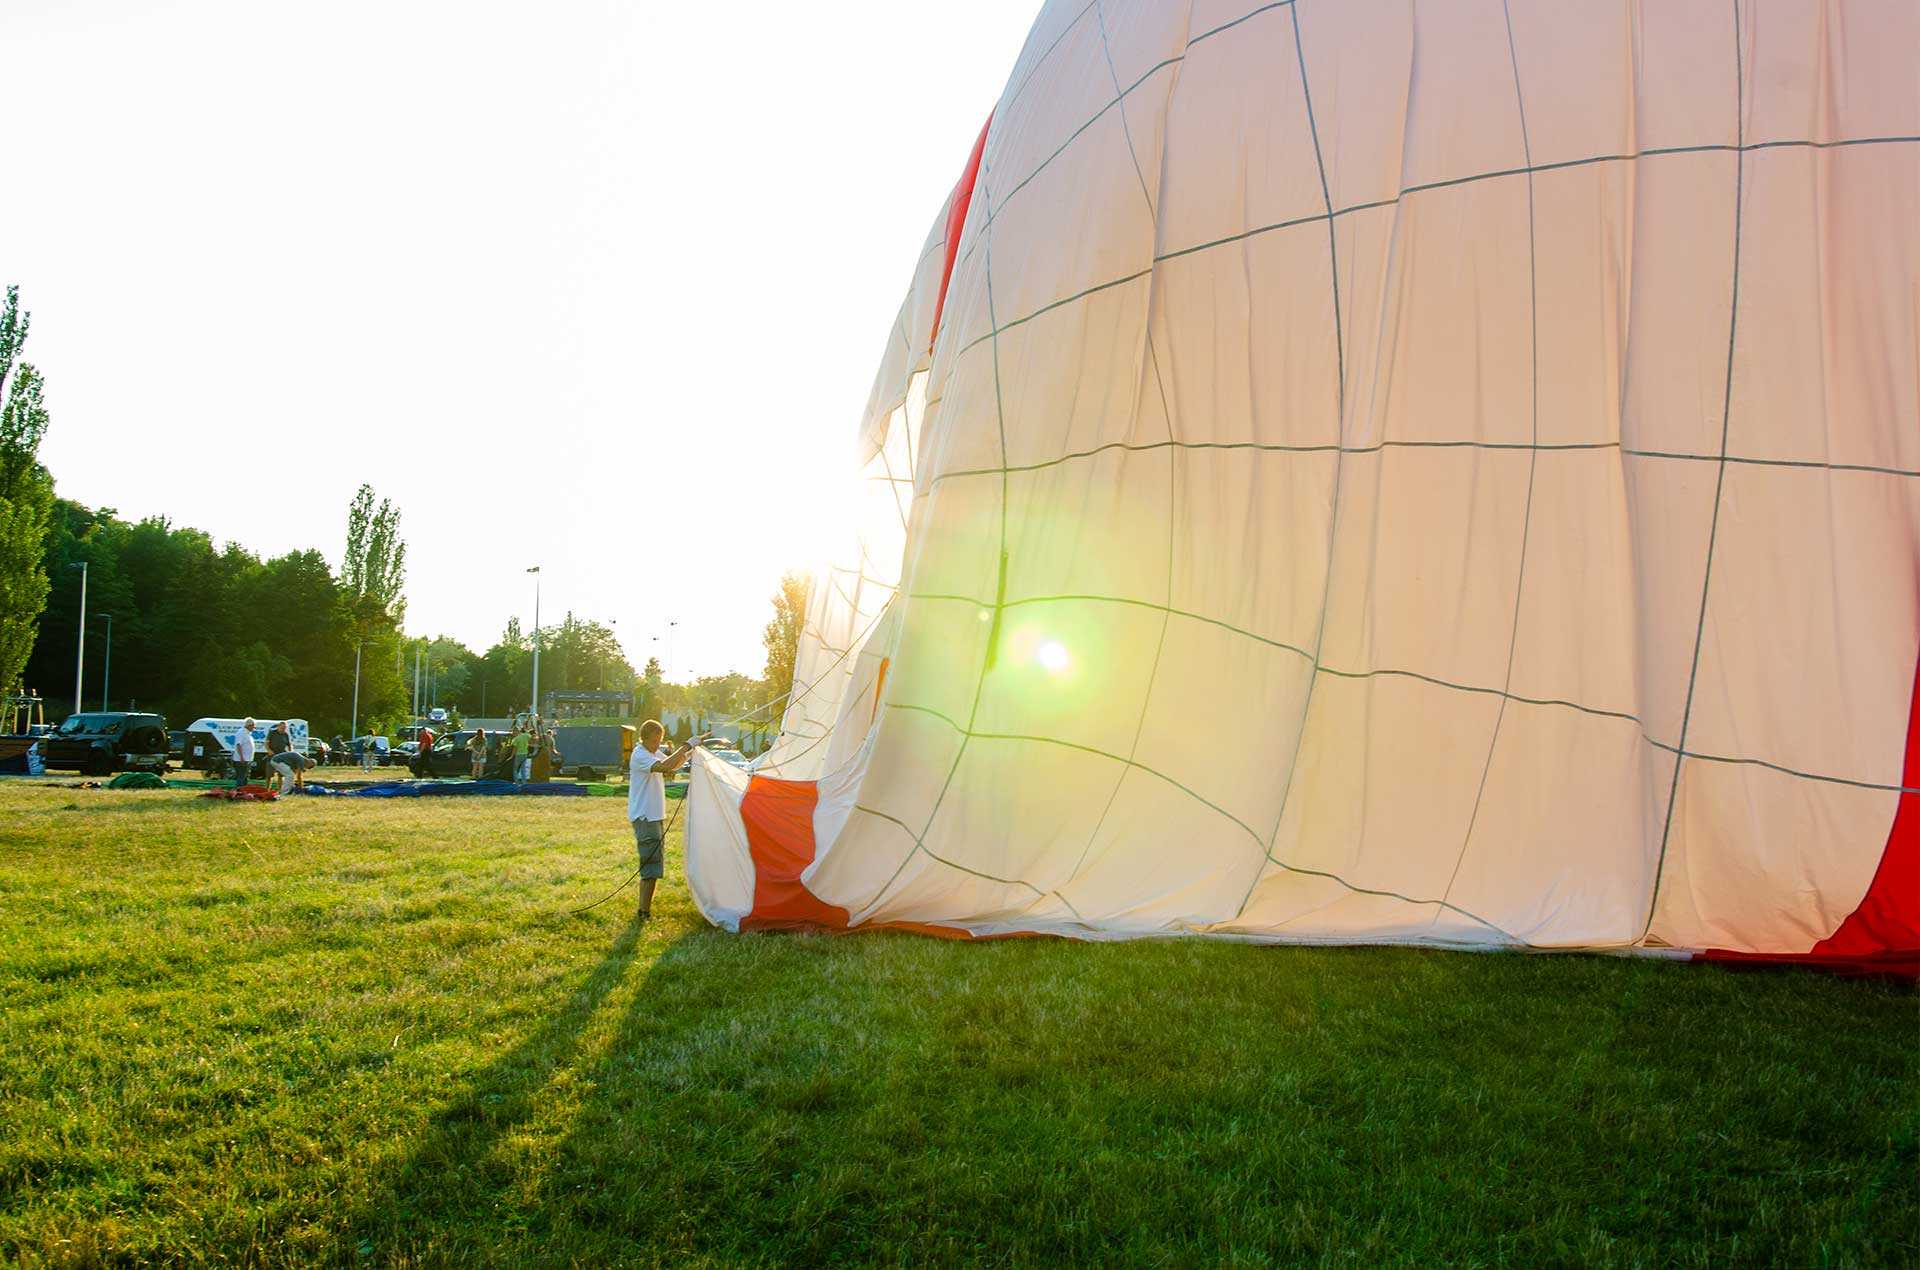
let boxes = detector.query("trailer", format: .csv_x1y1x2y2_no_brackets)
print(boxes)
550,724,635,781
183,717,310,778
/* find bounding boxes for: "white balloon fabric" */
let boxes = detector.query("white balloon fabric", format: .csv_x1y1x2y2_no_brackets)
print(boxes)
688,0,1920,971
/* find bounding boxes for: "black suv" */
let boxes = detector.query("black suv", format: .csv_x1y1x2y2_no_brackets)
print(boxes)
409,731,495,778
42,712,171,776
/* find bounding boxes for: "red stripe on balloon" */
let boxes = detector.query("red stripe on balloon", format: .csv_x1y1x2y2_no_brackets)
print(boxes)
1706,647,1920,978
928,113,993,356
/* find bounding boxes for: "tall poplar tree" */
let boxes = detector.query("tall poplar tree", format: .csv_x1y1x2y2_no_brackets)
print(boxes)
760,571,812,705
341,484,409,728
0,286,54,693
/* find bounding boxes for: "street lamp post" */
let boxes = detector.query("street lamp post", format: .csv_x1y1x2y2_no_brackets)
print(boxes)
667,619,679,684
96,613,112,711
351,640,363,740
527,566,542,724
67,561,87,716
600,617,618,691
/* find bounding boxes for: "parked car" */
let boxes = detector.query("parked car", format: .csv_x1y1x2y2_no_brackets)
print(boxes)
708,746,751,772
41,712,171,776
407,730,493,778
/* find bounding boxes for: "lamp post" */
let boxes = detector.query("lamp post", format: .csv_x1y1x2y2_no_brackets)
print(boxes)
67,561,87,716
351,640,362,740
600,617,618,691
96,613,112,711
527,566,541,724
667,619,678,684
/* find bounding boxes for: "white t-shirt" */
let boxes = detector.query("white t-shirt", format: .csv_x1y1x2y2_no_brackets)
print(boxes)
233,728,256,764
628,744,668,823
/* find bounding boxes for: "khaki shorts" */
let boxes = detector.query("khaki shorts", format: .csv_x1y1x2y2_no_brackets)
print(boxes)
631,818,665,880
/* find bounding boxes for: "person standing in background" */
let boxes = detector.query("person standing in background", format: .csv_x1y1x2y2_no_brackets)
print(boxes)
232,718,257,789
468,728,488,779
511,724,532,782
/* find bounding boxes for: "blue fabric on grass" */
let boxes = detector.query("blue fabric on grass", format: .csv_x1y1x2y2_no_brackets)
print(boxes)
299,780,588,799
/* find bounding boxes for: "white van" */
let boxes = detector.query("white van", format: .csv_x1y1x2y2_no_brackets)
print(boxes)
185,717,311,774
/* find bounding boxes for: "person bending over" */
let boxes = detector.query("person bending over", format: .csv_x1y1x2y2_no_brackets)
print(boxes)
266,720,304,793
627,721,698,923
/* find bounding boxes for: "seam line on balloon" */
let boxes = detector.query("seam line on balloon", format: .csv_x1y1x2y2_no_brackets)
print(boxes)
1048,0,1194,913
1641,0,1747,944
852,804,1049,896
862,157,1013,917
894,591,1918,796
882,701,1524,942
948,133,1918,354
965,0,1300,274
1438,0,1542,923
926,439,1919,485
999,0,1101,123
1233,0,1348,925
754,603,891,777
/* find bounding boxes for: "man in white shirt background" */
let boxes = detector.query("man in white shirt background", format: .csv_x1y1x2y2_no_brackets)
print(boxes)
232,718,257,789
626,721,699,922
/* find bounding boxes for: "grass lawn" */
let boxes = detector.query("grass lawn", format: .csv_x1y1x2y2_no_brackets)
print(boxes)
0,781,1913,1265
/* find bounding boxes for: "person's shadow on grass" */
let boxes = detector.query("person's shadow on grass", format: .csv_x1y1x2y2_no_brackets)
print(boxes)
343,915,646,1259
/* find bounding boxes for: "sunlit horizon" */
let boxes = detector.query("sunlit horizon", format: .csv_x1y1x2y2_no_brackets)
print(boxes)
5,0,1040,679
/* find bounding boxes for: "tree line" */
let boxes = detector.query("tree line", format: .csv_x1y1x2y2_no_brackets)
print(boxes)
22,494,811,739
25,488,416,733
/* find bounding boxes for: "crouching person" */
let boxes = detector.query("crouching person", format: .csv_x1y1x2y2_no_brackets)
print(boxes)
627,721,697,923
266,720,302,793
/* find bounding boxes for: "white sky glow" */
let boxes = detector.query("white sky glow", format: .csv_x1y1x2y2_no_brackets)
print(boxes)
5,0,1039,679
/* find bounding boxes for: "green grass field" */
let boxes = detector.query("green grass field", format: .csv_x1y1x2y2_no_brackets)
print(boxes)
0,782,1913,1265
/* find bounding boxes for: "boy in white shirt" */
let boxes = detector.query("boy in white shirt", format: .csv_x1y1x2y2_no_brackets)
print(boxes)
627,721,698,922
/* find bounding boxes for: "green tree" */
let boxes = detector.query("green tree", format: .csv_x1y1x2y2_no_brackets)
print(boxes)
635,656,664,721
341,486,408,731
760,571,812,705
0,286,54,694
414,635,476,713
19,493,412,735
546,613,633,695
477,618,533,719
691,672,755,720
342,485,406,623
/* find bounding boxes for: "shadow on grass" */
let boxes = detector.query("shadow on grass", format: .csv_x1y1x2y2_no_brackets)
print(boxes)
344,916,645,1259
343,921,1918,1265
